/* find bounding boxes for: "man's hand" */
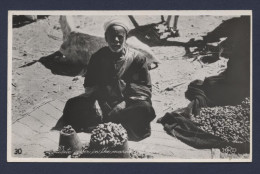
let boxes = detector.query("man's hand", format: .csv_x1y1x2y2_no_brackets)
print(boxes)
108,101,126,116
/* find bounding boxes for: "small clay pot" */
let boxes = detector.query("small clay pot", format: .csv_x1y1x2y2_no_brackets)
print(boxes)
59,130,83,152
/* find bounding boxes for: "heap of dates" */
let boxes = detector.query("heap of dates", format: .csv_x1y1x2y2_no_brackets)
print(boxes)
90,122,128,148
191,97,250,143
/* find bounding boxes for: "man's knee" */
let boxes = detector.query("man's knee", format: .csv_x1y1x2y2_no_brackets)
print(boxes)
128,101,156,122
140,101,156,118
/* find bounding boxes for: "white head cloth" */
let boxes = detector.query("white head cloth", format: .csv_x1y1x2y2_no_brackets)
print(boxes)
104,18,130,33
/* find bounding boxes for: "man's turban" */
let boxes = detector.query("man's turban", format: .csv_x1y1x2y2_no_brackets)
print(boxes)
104,18,130,33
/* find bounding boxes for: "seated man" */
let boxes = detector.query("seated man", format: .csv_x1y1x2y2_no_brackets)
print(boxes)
82,19,156,141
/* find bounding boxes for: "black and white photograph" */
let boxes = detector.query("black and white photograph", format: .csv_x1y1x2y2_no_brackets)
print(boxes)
8,11,252,162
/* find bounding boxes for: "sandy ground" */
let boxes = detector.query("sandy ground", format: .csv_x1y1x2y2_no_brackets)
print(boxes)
11,15,234,124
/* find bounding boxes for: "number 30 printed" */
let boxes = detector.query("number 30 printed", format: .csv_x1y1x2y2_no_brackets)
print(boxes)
14,148,22,155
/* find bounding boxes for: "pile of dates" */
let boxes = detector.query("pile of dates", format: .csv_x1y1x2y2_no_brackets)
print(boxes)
191,97,250,143
90,122,128,147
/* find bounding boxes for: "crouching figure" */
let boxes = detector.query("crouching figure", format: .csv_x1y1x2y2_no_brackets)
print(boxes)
57,18,156,141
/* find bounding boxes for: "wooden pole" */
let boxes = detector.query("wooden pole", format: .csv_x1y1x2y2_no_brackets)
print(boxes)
128,15,139,28
173,15,179,30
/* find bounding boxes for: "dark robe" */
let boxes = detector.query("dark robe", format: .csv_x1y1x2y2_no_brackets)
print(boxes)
56,46,156,141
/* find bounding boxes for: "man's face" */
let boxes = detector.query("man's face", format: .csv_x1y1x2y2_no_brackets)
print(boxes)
105,25,127,53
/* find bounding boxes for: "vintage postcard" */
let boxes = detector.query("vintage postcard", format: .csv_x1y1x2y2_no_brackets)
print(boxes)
7,10,252,162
